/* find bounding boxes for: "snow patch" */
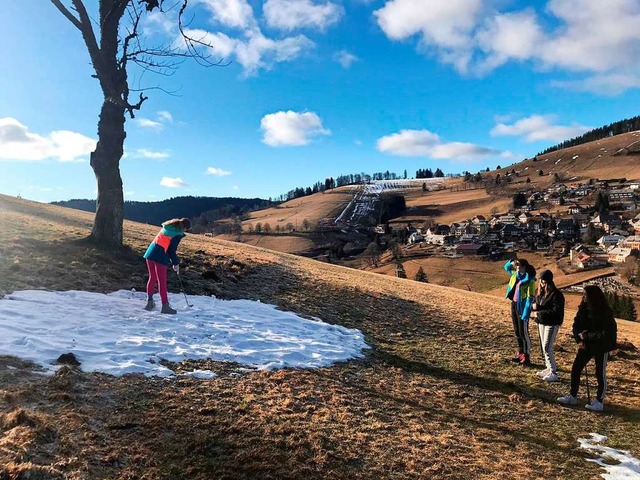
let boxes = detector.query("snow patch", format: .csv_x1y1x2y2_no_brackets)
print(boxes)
578,433,640,479
0,290,369,377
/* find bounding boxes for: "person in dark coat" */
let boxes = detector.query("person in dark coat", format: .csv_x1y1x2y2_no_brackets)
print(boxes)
557,285,617,412
531,270,564,382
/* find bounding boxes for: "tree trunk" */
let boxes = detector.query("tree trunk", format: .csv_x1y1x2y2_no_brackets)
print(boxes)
89,100,126,248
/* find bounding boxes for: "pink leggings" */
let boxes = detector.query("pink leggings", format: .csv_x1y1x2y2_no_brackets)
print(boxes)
146,260,168,304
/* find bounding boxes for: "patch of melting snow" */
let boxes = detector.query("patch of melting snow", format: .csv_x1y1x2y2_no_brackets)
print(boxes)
573,155,579,159
0,290,369,377
555,158,562,164
578,433,640,479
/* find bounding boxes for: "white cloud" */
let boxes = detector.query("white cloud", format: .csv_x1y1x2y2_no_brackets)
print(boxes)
264,0,343,31
206,167,232,176
374,0,482,72
184,28,313,76
160,177,188,188
261,110,330,147
195,0,256,29
136,111,174,131
134,149,170,159
157,111,173,123
475,10,544,73
551,73,640,96
374,0,640,92
377,129,502,161
232,185,239,190
491,115,591,142
0,117,95,162
333,50,359,69
136,118,163,130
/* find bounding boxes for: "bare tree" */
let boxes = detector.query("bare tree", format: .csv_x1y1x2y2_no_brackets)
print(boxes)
51,0,222,247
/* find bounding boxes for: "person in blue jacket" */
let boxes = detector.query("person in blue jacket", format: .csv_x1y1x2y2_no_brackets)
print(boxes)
143,218,190,314
504,258,537,366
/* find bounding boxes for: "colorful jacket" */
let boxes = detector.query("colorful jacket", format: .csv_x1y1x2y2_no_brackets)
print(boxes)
534,289,565,326
572,302,617,353
504,260,536,321
143,224,185,266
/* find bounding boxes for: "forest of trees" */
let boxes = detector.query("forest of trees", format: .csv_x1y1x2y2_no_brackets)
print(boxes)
276,170,407,202
604,291,638,322
537,115,640,156
52,196,271,227
415,168,444,179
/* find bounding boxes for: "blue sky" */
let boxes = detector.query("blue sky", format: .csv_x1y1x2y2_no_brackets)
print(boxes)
1,0,639,202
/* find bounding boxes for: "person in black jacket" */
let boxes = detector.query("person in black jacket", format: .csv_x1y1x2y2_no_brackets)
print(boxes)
557,285,617,412
531,270,564,382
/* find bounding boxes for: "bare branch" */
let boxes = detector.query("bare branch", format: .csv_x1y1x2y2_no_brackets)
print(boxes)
69,0,103,74
178,0,231,68
51,0,83,30
126,92,148,118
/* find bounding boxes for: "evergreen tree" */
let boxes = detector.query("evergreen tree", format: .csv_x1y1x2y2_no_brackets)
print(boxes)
414,266,428,283
435,168,445,178
538,169,544,176
526,177,531,184
595,191,610,213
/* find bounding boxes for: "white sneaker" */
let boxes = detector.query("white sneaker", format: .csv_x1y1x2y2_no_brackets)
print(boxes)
557,395,577,405
536,368,551,378
585,399,604,412
543,372,560,383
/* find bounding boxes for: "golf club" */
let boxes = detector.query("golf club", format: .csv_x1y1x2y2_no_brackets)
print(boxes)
177,272,192,307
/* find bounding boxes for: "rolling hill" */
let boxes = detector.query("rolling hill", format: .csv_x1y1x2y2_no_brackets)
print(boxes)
0,193,639,479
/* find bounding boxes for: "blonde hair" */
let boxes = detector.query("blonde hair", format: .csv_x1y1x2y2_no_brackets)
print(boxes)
162,217,191,231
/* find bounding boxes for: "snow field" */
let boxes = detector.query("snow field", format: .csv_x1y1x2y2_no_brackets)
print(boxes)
0,290,369,378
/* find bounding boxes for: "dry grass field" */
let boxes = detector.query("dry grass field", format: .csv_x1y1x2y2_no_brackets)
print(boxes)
241,188,354,233
389,188,513,228
1,193,640,479
217,233,318,255
497,130,640,189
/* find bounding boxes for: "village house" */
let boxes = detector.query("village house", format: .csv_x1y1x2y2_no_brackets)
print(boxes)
574,252,608,269
631,219,640,233
455,243,488,256
518,212,532,224
597,235,626,248
609,189,635,202
498,214,518,225
591,213,623,233
608,246,633,263
407,232,424,245
622,235,640,250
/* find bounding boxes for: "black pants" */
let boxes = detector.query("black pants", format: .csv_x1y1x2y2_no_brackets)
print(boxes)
511,302,531,355
570,348,609,402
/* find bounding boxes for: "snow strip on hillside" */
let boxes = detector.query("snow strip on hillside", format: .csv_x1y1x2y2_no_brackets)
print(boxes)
578,433,640,479
0,290,369,378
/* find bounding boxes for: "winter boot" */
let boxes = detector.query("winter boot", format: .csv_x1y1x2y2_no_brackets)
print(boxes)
144,299,155,311
518,354,531,367
161,303,177,315
585,399,604,412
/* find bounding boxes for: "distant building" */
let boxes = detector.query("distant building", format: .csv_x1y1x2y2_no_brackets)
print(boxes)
623,235,640,250
455,243,487,256
591,214,623,233
575,252,608,269
608,246,633,263
597,235,625,248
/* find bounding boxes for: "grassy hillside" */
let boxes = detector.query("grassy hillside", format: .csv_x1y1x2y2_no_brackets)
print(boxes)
0,194,639,479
